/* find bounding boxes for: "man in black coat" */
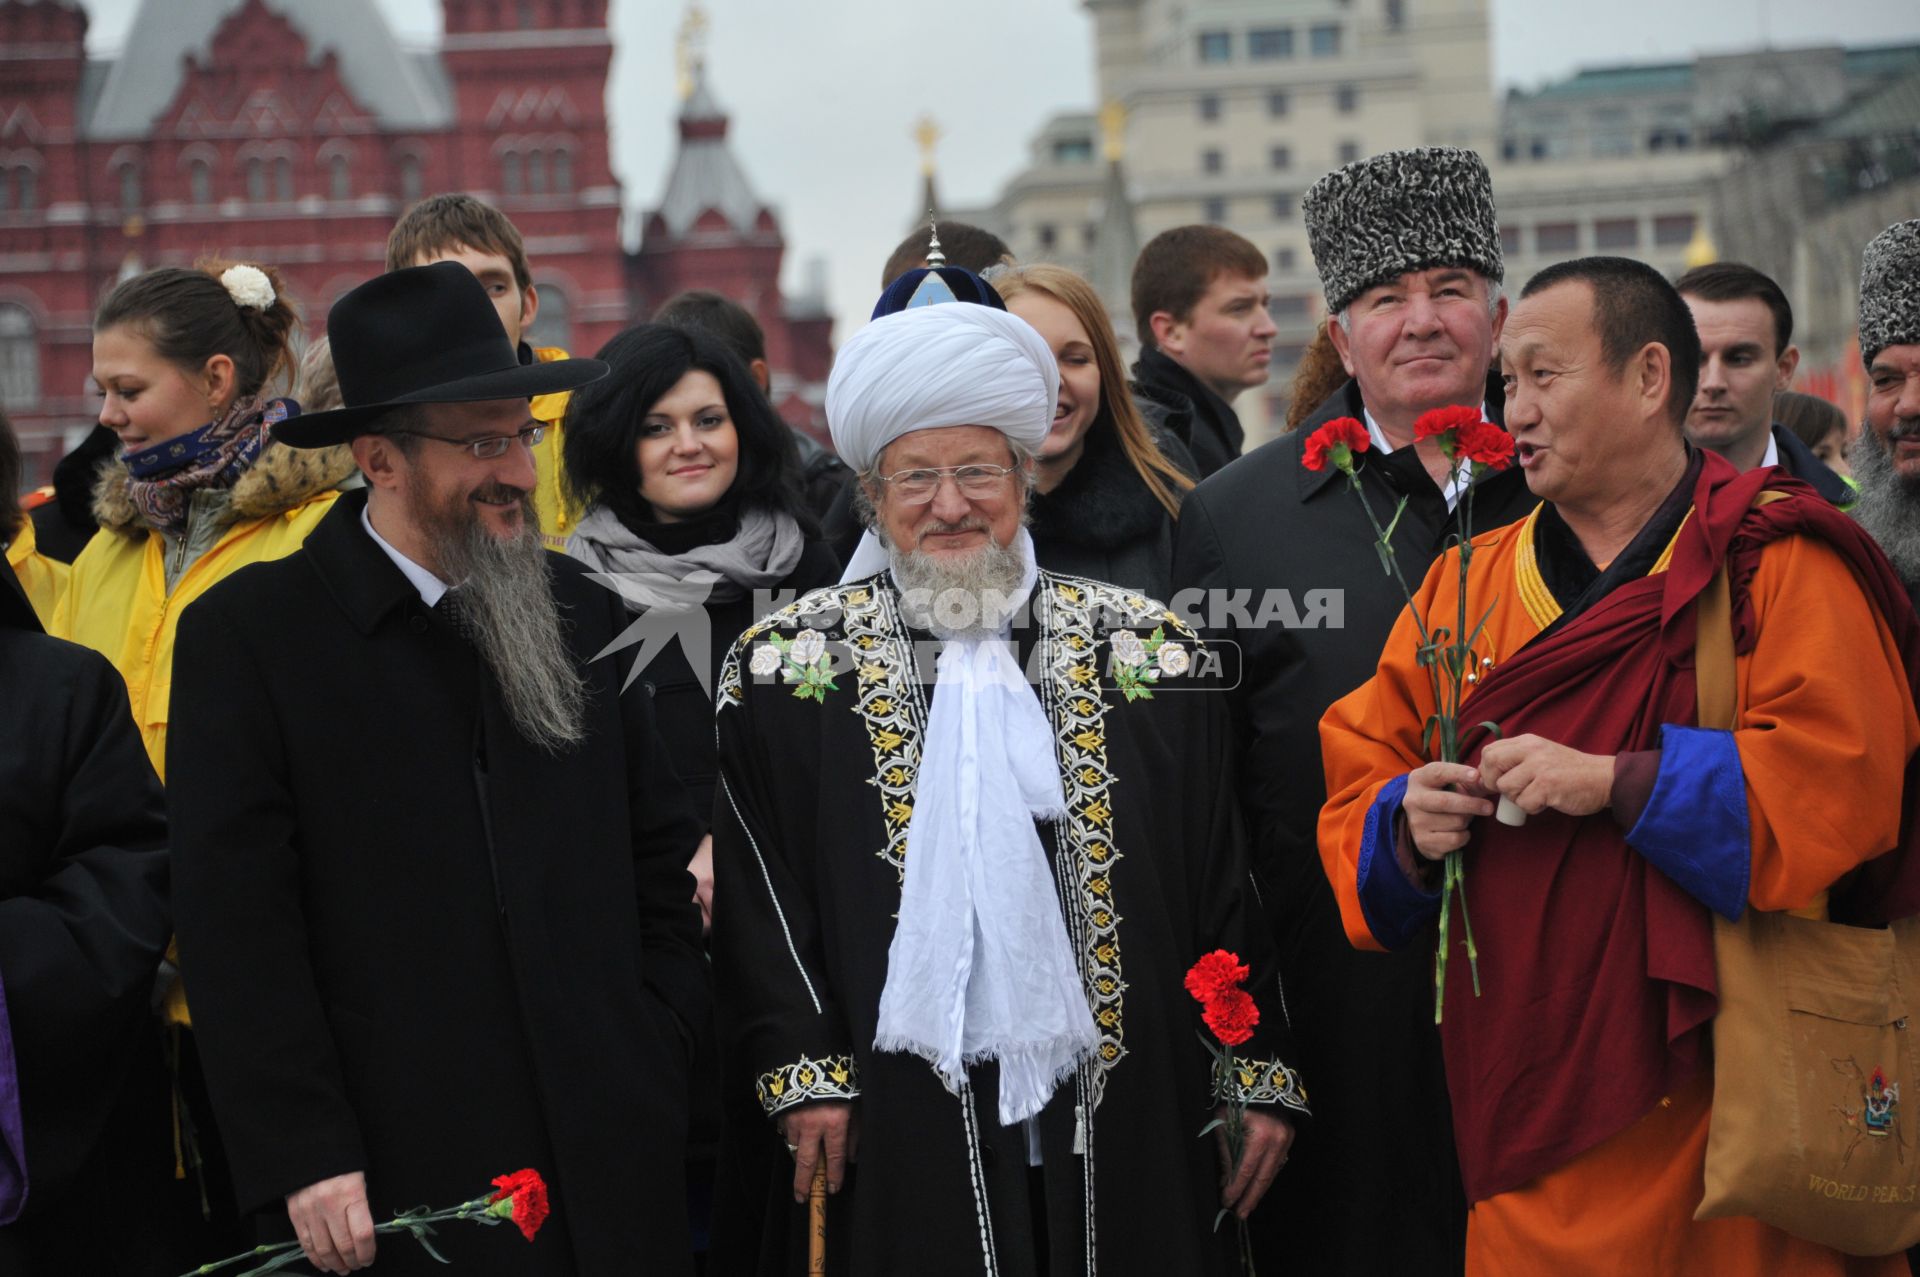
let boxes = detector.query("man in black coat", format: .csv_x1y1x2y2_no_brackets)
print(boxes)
0,570,172,1275
1676,261,1854,506
169,264,708,1276
1129,225,1277,477
1172,148,1538,1276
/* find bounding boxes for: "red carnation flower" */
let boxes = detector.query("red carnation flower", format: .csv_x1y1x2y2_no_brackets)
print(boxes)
489,1169,550,1243
1184,950,1251,1005
1413,404,1485,442
1302,417,1371,474
1202,988,1260,1047
1458,420,1515,470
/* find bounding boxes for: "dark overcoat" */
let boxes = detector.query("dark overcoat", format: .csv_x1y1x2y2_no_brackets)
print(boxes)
0,578,172,1275
1131,347,1245,479
168,489,708,1276
1171,377,1537,1276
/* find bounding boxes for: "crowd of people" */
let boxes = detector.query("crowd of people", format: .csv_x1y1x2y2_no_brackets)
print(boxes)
0,144,1918,1277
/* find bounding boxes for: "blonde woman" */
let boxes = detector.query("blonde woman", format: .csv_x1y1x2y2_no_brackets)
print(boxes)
988,263,1196,597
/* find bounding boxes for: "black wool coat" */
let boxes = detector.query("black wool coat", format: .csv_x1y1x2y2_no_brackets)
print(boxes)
1131,347,1246,479
1171,376,1537,1277
0,597,172,1276
1029,419,1197,601
168,490,708,1276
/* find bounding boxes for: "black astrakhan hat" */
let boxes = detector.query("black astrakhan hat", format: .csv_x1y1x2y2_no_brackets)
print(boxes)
276,261,607,449
1304,146,1503,316
1860,220,1920,368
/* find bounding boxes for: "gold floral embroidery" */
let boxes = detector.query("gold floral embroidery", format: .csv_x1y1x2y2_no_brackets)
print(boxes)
758,1053,861,1117
1214,1056,1310,1115
842,585,922,881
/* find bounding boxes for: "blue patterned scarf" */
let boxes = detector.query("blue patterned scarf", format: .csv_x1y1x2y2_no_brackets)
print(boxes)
123,397,296,535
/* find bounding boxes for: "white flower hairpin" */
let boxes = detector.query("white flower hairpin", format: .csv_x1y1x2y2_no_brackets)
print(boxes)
220,264,276,311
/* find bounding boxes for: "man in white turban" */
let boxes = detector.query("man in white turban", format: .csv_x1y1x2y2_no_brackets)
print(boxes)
709,296,1306,1276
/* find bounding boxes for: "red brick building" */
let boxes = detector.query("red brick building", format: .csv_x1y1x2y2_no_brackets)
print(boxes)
0,0,834,481
627,64,834,439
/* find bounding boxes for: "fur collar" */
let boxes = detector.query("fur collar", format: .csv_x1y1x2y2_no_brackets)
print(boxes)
93,440,357,538
1029,423,1172,551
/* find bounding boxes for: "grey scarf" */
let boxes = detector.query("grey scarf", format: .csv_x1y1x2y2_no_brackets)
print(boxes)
567,501,806,606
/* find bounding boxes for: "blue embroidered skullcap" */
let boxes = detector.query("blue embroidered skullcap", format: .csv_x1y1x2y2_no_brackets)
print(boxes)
870,266,1007,320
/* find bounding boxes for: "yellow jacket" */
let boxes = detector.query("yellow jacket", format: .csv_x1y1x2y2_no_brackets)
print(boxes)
7,516,69,628
52,441,356,781
529,344,578,550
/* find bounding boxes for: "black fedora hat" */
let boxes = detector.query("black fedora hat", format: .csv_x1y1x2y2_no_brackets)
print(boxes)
276,261,608,449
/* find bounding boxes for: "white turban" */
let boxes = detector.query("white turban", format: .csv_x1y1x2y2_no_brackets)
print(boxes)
826,303,1058,475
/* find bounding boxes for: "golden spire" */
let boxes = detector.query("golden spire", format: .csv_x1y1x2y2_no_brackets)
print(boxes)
1683,219,1719,270
675,2,710,102
1099,99,1128,163
914,115,941,178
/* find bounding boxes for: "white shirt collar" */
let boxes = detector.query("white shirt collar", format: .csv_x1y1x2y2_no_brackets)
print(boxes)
1760,431,1780,470
1362,403,1490,513
361,505,451,607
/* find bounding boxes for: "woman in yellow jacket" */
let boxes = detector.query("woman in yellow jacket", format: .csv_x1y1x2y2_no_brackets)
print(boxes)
53,261,354,778
2,409,67,625
50,260,352,1262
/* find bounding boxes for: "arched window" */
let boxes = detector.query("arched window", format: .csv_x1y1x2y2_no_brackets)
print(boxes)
273,157,293,201
398,153,423,203
552,147,573,194
501,150,522,196
118,163,142,213
13,166,34,212
189,159,212,205
329,153,352,200
525,283,570,353
245,158,266,203
0,303,40,409
526,149,548,196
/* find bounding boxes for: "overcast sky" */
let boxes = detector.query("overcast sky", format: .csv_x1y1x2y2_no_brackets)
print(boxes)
78,0,1920,337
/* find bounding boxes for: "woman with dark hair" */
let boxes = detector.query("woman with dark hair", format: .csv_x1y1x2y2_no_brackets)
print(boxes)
564,322,837,1270
563,322,838,876
987,263,1196,598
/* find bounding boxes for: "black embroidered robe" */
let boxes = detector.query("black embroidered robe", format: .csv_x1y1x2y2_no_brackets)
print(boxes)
709,572,1308,1277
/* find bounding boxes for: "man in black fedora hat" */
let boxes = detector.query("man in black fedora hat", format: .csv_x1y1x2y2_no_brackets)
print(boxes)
168,262,709,1275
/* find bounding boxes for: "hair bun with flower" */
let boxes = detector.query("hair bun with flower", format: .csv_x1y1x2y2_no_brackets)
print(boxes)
220,263,276,312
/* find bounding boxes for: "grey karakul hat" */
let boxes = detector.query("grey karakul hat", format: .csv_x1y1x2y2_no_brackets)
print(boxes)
1860,219,1920,367
1304,146,1502,315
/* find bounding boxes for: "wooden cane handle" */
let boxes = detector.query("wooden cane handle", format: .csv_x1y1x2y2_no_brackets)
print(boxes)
808,1161,828,1274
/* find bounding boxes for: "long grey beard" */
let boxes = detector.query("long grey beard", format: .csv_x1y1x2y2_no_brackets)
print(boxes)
435,506,589,755
1849,423,1920,594
886,533,1030,639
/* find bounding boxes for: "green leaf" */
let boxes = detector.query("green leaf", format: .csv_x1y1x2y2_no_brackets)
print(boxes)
1374,539,1395,576
1380,494,1410,545
1197,1117,1227,1138
1214,1206,1233,1233
1476,720,1503,740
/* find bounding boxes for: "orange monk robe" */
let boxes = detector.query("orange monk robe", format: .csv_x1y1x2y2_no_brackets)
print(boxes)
1318,504,1917,1276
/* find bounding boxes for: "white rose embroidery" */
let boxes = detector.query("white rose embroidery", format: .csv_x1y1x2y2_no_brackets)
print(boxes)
1111,630,1147,667
789,629,827,666
219,264,276,311
749,644,782,676
1157,642,1190,676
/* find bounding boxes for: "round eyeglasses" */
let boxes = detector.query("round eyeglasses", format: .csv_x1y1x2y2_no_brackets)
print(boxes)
878,463,1020,505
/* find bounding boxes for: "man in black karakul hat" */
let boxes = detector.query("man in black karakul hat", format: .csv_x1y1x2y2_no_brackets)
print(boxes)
168,262,709,1276
1172,146,1539,1276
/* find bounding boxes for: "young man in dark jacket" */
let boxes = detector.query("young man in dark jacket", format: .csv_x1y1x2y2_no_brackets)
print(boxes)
1130,225,1276,478
1677,260,1852,506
